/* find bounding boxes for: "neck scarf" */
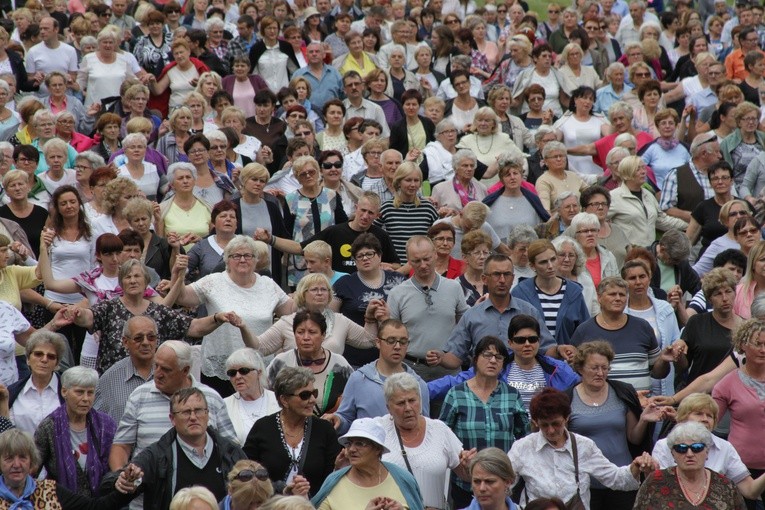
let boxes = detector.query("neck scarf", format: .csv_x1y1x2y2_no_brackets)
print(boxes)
453,178,477,207
0,475,35,510
656,137,679,151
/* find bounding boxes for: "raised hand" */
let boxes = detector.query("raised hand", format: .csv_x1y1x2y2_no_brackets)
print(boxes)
285,474,310,497
41,228,56,248
172,254,189,276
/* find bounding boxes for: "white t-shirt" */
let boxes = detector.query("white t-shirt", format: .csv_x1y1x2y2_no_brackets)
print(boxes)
79,52,134,107
38,168,77,195
45,236,95,304
167,65,199,109
0,303,29,385
25,42,78,95
118,162,160,200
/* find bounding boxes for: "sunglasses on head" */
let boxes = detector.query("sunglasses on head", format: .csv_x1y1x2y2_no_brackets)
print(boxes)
288,389,319,400
671,443,706,454
226,367,255,378
321,161,343,169
234,468,269,482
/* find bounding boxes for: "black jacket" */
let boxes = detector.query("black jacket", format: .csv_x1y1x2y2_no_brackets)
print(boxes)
7,49,33,92
389,115,436,157
233,194,289,284
248,40,299,75
101,426,246,510
648,241,701,296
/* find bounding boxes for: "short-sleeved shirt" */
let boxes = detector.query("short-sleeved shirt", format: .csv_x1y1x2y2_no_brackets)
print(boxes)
680,312,733,388
0,302,29,385
304,223,399,273
0,265,40,309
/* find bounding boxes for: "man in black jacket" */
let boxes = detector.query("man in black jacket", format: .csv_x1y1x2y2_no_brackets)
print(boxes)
104,388,246,510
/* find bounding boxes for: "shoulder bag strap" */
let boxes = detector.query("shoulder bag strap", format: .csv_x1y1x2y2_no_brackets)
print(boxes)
297,418,312,475
570,432,581,496
394,425,415,475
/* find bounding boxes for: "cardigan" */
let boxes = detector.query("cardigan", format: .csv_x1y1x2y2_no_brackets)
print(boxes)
248,39,300,75
388,115,435,157
221,74,270,96
233,194,289,281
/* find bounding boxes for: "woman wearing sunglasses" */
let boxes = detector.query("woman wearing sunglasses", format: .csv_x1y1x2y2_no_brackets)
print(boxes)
318,150,362,217
634,421,746,509
244,367,341,498
221,459,275,510
224,348,279,445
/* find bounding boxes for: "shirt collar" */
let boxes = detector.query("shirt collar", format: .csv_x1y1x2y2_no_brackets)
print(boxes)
22,373,58,394
177,431,213,459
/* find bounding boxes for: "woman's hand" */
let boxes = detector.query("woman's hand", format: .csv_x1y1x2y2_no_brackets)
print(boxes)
86,102,101,117
640,402,667,423
166,231,181,250
9,242,29,262
171,254,188,277
217,311,244,327
458,448,477,471
667,285,683,311
405,148,420,162
253,228,271,243
257,146,273,164
179,233,201,246
366,497,404,510
41,228,56,249
158,119,170,138
669,339,688,359
629,452,658,479
284,474,310,497
116,463,144,494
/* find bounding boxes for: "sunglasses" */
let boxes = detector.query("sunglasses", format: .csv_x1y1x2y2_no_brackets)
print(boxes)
510,335,539,345
234,468,269,482
671,443,706,454
288,389,319,400
226,367,256,378
321,161,343,169
300,357,326,367
31,350,58,360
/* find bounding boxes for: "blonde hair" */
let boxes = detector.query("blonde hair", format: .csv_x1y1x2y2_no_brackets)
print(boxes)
169,487,217,510
392,162,422,207
294,273,333,308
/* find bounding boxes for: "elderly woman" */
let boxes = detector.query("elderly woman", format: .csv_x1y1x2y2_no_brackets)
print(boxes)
124,198,176,280
158,162,213,243
34,366,115,497
487,85,534,152
431,149,488,213
640,110,691,187
372,372,472,510
685,162,740,260
693,200,751,277
421,119,460,187
487,34,533,92
224,348,279,445
428,222,465,280
552,236,599,315
440,336,529,507
90,177,139,239
0,169,49,256
0,81,21,134
220,460,275,510
385,46,422,105
312,417,423,509
8,331,68,434
76,28,134,108
576,186,630,268
266,310,353,416
245,367,341,497
42,71,97,135
652,394,765,502
608,156,688,247
0,429,134,508
120,84,161,144
149,38,209,118
71,152,105,205
172,235,295,396
635,421,746,509
37,139,77,196
182,134,235,207
538,192,582,240
559,43,601,90
117,133,163,202
206,129,236,182
570,212,619,289
595,63,632,115
334,31,379,79
512,44,575,118
535,141,588,213
554,86,610,177
509,388,655,508
566,341,664,509
133,10,173,78
156,107,193,166
456,107,524,172
721,102,765,187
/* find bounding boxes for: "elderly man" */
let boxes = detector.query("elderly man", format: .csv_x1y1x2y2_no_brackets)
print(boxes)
378,20,418,69
293,43,343,110
659,132,724,222
323,319,429,434
108,388,246,509
369,149,403,202
387,236,469,382
108,341,236,476
94,316,157,423
615,0,659,48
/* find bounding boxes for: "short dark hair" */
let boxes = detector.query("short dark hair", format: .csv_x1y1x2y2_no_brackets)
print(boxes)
170,387,207,413
580,185,611,208
525,498,566,510
286,137,311,157
351,232,382,256
713,248,747,271
449,69,471,86
401,89,423,105
186,28,207,46
211,200,237,223
637,79,662,101
532,43,553,59
706,161,734,180
118,229,145,251
508,314,541,338
254,89,278,106
184,133,210,153
322,98,346,117
13,144,39,163
211,90,234,108
292,310,327,335
237,14,255,27
529,388,571,422
472,336,511,371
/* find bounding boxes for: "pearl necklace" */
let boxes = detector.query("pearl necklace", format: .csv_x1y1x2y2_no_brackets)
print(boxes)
677,469,709,506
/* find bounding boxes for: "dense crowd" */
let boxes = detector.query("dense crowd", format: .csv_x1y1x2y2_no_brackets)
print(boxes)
0,0,764,508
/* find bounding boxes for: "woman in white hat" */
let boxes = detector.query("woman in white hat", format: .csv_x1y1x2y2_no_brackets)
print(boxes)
311,417,425,510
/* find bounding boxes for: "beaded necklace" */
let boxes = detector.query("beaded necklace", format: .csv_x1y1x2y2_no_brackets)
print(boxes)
276,412,308,473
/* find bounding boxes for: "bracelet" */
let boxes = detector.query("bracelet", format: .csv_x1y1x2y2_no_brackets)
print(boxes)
269,234,276,247
213,313,222,325
46,299,54,310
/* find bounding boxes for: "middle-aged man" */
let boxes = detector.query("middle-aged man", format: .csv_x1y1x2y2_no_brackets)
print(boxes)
25,17,79,95
433,254,563,370
227,14,258,68
323,319,429,434
94,316,157,423
293,43,343,110
108,341,236,473
387,236,469,381
342,71,390,137
658,131,723,223
107,388,247,509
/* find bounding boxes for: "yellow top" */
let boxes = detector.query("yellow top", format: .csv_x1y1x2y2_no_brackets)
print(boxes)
339,53,378,79
163,201,212,251
0,265,40,310
318,472,409,510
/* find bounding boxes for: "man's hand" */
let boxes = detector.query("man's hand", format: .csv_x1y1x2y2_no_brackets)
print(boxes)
425,350,442,366
115,463,144,494
321,413,341,430
557,344,576,362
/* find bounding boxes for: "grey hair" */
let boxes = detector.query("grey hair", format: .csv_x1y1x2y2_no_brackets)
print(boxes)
42,137,69,156
25,330,67,362
496,151,525,170
118,259,152,287
122,132,148,147
0,80,10,94
667,421,712,449
226,348,268,388
629,0,646,8
205,17,225,31
658,229,691,264
61,366,99,388
273,366,315,403
223,235,268,269
205,129,228,145
542,141,567,159
451,54,472,69
452,148,477,169
435,118,457,136
121,315,158,339
96,26,117,42
470,447,515,482
553,191,578,211
0,141,13,153
606,146,631,167
389,44,406,56
608,101,634,122
167,162,198,182
507,224,538,247
614,132,637,147
383,372,422,402
80,35,97,47
55,110,75,122
158,340,192,370
570,212,600,231
0,430,41,471
75,151,106,168
752,293,765,320
552,235,586,276
534,125,556,143
605,61,626,79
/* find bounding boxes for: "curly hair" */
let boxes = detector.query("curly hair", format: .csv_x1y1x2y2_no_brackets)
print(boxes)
101,177,139,216
732,318,765,354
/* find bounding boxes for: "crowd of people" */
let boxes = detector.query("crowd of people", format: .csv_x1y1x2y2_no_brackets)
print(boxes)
0,0,764,508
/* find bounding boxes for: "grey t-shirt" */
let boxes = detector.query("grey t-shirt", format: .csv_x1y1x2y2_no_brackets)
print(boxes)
487,195,542,241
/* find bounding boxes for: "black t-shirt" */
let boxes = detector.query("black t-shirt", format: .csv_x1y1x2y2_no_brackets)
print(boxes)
691,197,753,256
677,312,732,390
301,223,399,273
0,204,49,258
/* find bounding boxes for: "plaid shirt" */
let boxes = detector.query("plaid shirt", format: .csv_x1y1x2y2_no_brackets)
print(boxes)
658,161,715,211
439,380,529,491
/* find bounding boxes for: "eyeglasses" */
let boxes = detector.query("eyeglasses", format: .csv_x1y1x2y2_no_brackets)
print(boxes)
709,175,732,182
485,271,514,280
173,407,209,419
355,251,378,260
234,468,269,482
479,351,506,361
321,161,343,169
584,364,610,373
31,350,57,360
671,443,706,454
99,11,112,17
307,287,329,294
633,72,651,78
288,389,319,400
510,335,539,345
446,18,460,24
497,8,507,13
379,336,409,346
209,145,227,151
229,253,255,260
738,227,760,236
577,228,599,235
188,148,208,155
297,169,317,178
126,333,158,343
559,252,576,260
470,250,491,257
74,164,92,171
295,131,313,137
742,116,759,123
226,367,256,378
432,236,455,243
165,8,180,13
345,81,363,88
587,201,608,208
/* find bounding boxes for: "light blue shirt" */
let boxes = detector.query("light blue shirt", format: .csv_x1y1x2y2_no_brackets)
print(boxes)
641,141,691,189
595,83,632,114
293,65,344,110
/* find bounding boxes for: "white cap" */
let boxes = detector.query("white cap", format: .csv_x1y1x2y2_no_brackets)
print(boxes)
338,418,390,454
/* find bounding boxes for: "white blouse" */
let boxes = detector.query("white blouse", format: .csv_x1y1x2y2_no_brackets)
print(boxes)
257,45,290,93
